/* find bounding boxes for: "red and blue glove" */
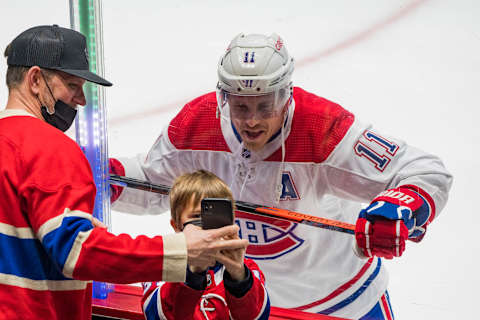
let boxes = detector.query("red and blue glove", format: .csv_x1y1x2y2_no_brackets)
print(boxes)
355,186,434,259
109,158,125,203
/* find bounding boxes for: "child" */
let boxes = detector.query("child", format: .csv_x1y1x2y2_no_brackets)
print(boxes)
141,170,270,320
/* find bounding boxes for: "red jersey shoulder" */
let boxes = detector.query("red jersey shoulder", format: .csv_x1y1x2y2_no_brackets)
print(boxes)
244,258,266,283
168,92,230,152
6,116,85,159
1,116,93,188
267,87,355,163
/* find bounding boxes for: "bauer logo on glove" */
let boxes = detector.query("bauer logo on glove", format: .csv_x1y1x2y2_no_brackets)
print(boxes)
354,186,433,259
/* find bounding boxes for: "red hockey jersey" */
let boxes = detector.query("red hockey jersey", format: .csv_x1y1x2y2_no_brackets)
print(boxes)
141,259,270,320
0,110,187,320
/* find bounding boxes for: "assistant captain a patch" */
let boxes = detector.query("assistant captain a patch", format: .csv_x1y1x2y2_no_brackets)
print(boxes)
280,171,300,201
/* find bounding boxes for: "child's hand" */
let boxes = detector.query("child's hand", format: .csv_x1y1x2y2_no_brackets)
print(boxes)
183,224,247,273
216,234,247,281
188,264,208,274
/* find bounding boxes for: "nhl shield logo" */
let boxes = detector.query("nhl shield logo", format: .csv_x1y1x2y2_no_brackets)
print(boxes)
235,211,304,260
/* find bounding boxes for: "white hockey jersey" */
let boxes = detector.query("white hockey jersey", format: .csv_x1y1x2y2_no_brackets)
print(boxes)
113,87,452,319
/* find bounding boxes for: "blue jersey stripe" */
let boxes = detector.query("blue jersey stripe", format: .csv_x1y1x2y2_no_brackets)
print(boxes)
258,290,271,320
0,233,68,280
0,216,93,281
359,291,394,320
41,216,93,271
144,289,161,320
319,258,382,315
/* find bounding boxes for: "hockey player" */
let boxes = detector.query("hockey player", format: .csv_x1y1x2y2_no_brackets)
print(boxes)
110,33,452,319
142,170,270,320
0,25,247,320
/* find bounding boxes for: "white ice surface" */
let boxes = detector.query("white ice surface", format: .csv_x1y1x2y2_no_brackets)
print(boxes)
1,1,479,318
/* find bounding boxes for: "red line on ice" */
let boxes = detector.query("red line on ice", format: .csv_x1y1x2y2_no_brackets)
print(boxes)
109,0,428,126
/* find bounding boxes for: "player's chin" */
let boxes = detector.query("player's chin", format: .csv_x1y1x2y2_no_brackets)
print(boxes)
242,133,267,150
243,140,266,152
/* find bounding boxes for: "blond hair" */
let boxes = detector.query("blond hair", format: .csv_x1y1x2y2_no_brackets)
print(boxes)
170,170,234,229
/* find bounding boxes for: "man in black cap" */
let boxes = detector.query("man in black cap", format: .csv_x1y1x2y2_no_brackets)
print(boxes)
4,24,112,132
0,25,247,320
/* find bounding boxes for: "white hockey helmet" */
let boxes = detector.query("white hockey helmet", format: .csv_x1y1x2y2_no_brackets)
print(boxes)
216,33,294,119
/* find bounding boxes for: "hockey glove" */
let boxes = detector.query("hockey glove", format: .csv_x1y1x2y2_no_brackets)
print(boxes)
355,186,432,259
109,158,125,203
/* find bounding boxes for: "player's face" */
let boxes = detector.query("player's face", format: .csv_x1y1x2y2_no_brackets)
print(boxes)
229,94,287,151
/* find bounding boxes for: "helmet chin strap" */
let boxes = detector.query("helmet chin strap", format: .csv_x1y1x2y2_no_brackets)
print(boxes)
275,106,288,203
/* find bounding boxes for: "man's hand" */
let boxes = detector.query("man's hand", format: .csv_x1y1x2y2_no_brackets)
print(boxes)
215,233,247,281
183,224,248,271
91,217,107,229
355,186,431,259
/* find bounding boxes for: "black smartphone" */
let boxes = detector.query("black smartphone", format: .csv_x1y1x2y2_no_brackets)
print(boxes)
201,198,234,230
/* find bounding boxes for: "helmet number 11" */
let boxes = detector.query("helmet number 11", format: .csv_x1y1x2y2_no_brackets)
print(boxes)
244,51,255,63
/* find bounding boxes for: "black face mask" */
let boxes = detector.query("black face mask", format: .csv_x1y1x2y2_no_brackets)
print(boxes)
39,71,78,132
182,219,203,230
40,101,77,132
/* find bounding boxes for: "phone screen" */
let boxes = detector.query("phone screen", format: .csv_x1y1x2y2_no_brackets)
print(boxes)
201,198,234,230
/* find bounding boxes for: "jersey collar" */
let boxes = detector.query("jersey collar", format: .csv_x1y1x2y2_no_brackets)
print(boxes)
0,108,36,120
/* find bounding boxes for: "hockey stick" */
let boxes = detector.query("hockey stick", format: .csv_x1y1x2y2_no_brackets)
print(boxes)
109,174,355,235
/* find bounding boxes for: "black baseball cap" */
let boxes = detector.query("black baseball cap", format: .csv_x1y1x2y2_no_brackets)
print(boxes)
6,24,112,86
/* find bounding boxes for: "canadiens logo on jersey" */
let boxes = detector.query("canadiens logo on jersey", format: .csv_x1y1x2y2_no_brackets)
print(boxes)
235,211,304,260
234,171,303,260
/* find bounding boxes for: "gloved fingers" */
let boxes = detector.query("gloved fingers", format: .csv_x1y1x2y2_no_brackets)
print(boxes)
355,217,372,257
355,218,408,258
